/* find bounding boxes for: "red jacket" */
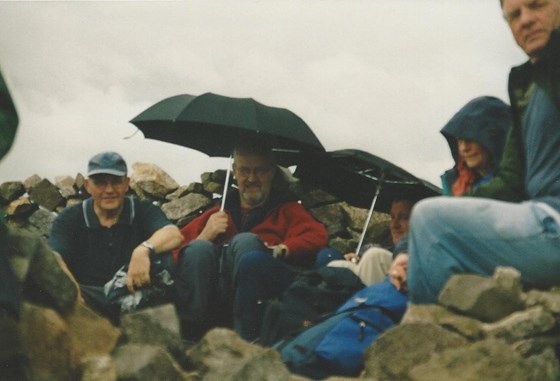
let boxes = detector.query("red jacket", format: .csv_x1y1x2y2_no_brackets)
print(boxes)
176,201,328,267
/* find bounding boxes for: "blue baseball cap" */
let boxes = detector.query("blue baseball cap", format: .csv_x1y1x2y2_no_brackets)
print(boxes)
87,151,128,177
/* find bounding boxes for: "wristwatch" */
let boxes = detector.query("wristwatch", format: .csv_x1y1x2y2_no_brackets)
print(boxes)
141,240,156,255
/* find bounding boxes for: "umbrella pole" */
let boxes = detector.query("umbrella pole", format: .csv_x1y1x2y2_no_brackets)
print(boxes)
220,155,233,211
355,172,386,256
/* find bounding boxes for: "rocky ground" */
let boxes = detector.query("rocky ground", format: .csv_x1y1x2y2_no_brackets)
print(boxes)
2,162,560,380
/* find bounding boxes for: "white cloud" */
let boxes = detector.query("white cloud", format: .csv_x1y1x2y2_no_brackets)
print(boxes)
0,0,527,189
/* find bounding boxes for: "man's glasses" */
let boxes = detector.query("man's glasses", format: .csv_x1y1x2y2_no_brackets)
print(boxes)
90,175,127,188
234,166,272,178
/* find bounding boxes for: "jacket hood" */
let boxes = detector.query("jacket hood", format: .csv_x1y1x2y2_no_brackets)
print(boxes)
440,96,511,170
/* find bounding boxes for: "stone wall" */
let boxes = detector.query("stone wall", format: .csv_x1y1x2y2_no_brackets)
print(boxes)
1,162,392,252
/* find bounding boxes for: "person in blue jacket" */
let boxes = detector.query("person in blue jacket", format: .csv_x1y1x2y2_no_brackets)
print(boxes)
440,96,511,196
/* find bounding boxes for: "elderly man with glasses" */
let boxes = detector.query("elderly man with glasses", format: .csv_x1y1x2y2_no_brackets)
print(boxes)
175,136,328,341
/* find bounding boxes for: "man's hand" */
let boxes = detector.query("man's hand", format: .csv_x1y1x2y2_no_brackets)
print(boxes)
389,253,408,291
197,211,229,241
127,246,151,293
266,243,290,260
344,252,359,263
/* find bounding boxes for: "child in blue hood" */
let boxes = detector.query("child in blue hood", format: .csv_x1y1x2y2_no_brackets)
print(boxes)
440,96,511,196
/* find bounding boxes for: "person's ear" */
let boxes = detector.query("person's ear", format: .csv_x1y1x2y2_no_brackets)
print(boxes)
84,178,93,193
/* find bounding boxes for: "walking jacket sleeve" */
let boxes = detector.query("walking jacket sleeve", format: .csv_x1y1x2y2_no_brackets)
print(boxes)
273,202,329,266
469,125,526,202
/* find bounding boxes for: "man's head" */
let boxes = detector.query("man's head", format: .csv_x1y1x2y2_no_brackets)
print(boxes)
232,136,276,209
84,151,130,213
389,196,419,245
501,0,560,62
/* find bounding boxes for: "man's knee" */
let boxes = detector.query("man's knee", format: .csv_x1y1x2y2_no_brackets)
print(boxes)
237,251,269,276
179,240,215,266
230,232,262,248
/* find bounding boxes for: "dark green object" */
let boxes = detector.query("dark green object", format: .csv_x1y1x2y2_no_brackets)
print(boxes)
0,67,21,320
0,69,18,160
294,149,441,213
130,92,325,159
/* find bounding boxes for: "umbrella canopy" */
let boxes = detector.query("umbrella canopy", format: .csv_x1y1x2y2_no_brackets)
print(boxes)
294,149,441,213
130,92,325,159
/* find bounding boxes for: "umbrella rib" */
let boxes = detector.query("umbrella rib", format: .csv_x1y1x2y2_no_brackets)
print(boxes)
355,172,386,256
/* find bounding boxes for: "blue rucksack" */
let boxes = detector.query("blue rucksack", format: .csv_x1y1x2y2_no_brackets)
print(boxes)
273,278,408,379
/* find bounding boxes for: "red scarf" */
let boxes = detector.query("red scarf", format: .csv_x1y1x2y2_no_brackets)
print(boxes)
451,159,475,196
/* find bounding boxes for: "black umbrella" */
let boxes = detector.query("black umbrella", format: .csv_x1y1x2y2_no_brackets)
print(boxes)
293,149,441,253
130,92,324,158
130,92,325,208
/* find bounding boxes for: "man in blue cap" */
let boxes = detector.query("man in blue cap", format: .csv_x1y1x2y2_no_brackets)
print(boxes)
48,151,183,316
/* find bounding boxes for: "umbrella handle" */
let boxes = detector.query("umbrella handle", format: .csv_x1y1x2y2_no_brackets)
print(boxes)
220,155,233,211
355,172,386,256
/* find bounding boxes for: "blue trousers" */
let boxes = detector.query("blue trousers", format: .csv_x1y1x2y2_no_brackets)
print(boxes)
408,197,560,304
234,250,296,341
234,246,337,341
175,232,265,337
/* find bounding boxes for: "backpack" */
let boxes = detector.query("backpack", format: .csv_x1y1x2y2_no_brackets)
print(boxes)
259,266,364,346
273,278,408,379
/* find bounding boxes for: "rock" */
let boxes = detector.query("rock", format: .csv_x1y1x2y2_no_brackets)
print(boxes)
438,269,524,322
161,193,213,222
65,303,121,360
131,162,179,199
20,303,79,381
28,178,64,211
75,173,86,193
296,185,338,209
524,288,560,314
328,236,357,255
199,169,227,194
363,322,468,380
9,228,79,314
0,311,29,381
210,169,227,184
54,175,77,198
120,304,184,361
27,208,56,238
309,203,346,238
21,232,78,315
80,355,117,381
23,174,42,191
0,181,25,204
113,344,189,381
524,347,560,381
187,328,291,381
511,335,560,357
166,185,194,200
204,181,224,194
482,306,556,341
5,197,37,218
342,203,390,238
408,339,533,381
401,304,484,339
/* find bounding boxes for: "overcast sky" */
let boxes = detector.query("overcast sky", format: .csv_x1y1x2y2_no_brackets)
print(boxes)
0,0,527,188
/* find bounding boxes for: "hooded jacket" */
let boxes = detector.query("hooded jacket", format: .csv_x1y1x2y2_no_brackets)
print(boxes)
440,96,512,195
